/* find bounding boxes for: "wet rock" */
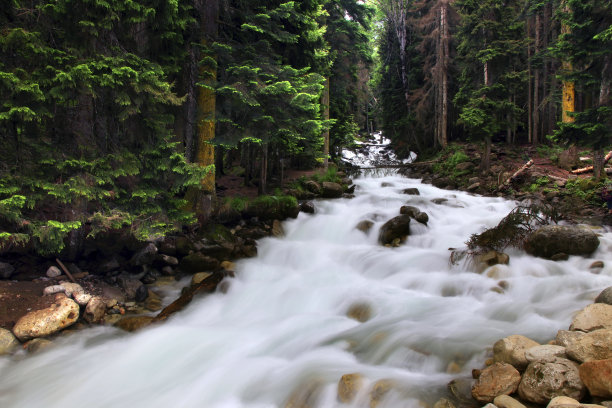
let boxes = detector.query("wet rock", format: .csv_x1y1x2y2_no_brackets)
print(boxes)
321,182,343,198
476,251,510,273
448,378,476,404
518,358,585,405
84,296,106,323
369,379,395,408
415,212,429,225
525,345,567,363
570,303,612,332
433,398,456,408
284,379,323,408
381,182,394,187
524,225,600,259
591,261,605,270
431,198,448,205
337,373,364,403
300,201,315,214
355,220,374,234
304,180,321,194
12,297,80,341
566,329,612,362
117,275,147,302
192,272,213,286
115,316,154,332
25,338,53,353
180,252,220,273
0,328,20,355
494,334,540,370
347,302,372,322
402,188,420,195
159,254,178,266
467,182,481,192
579,358,612,398
378,215,411,245
272,220,284,237
0,261,15,279
130,243,158,266
46,266,61,278
161,266,175,276
400,205,420,218
471,362,521,403
494,395,526,408
595,287,612,305
144,290,163,312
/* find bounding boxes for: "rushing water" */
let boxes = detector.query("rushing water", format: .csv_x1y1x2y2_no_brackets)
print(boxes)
2,172,612,408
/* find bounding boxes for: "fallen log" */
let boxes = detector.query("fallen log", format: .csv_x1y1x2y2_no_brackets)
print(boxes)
571,151,612,174
56,258,77,283
499,159,534,189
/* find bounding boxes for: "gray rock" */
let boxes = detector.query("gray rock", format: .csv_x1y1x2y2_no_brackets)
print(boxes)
0,328,20,355
12,297,80,341
467,182,481,192
159,254,179,266
300,201,315,214
566,328,612,362
595,287,612,305
117,275,148,302
431,198,448,205
59,282,84,298
73,293,92,306
525,345,567,362
0,261,15,279
43,285,66,296
518,358,585,405
46,266,62,278
321,182,343,198
130,243,158,266
555,330,585,348
524,225,600,259
402,188,420,195
378,215,411,246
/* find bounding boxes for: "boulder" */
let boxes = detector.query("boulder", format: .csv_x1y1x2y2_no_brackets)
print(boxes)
0,328,20,355
400,205,420,218
556,330,586,348
525,345,567,363
595,287,612,306
144,290,163,312
494,395,527,408
12,297,80,341
472,362,521,403
130,243,158,266
0,261,15,279
117,276,148,302
355,220,374,234
321,182,343,198
494,334,540,370
378,215,411,246
73,293,92,306
304,180,322,194
524,225,599,259
518,358,585,404
84,296,107,324
272,220,284,237
579,358,612,398
180,252,220,273
115,316,154,332
566,329,612,363
46,266,62,278
300,201,315,214
415,212,429,225
159,254,179,266
570,304,612,332
402,188,420,195
337,373,364,403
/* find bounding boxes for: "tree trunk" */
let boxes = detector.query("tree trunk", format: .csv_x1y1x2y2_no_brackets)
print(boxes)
259,143,268,195
183,45,199,161
561,3,575,123
527,16,533,144
481,136,491,172
322,77,330,168
533,12,541,145
439,0,449,148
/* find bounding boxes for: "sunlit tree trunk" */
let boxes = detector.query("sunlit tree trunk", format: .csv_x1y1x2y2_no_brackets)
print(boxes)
322,77,330,168
439,0,449,148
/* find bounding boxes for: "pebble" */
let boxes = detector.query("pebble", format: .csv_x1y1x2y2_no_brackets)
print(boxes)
46,266,62,278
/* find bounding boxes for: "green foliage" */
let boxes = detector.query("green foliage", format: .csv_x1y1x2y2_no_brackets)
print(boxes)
526,176,550,192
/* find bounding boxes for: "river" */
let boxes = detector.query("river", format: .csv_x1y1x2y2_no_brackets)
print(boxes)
1,154,612,407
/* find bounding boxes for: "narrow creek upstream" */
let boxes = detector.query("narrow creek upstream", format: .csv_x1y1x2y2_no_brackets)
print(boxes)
1,167,612,407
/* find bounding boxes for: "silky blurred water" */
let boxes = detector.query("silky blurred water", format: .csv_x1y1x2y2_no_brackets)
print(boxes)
1,171,611,408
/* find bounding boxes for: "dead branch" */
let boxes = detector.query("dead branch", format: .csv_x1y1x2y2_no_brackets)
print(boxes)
571,151,612,174
500,159,534,188
55,258,76,283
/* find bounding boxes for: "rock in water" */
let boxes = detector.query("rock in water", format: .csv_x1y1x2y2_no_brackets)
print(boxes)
595,287,612,305
84,296,107,324
0,328,20,355
472,362,521,403
378,215,411,245
321,182,343,198
12,297,80,341
337,373,364,403
518,358,585,404
524,225,599,259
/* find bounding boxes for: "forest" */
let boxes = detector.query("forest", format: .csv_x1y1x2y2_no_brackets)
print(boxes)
1,0,611,256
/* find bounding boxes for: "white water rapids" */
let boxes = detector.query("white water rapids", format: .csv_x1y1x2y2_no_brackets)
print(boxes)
2,171,612,407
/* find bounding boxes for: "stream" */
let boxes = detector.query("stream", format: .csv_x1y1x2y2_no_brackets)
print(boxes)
1,141,612,407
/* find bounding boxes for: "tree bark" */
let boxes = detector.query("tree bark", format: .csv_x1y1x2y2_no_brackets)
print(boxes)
259,143,268,195
527,16,533,144
439,0,449,148
322,77,330,168
533,12,541,145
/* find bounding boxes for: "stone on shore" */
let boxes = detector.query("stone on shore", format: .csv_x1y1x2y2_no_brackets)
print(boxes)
525,345,567,363
471,362,521,403
524,225,599,259
556,330,586,348
493,334,540,370
494,394,527,408
379,215,411,245
570,304,612,332
46,266,62,278
115,316,154,332
0,328,20,355
84,296,107,324
12,297,80,341
518,358,585,405
321,182,343,198
130,242,158,266
566,329,612,362
579,358,612,398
